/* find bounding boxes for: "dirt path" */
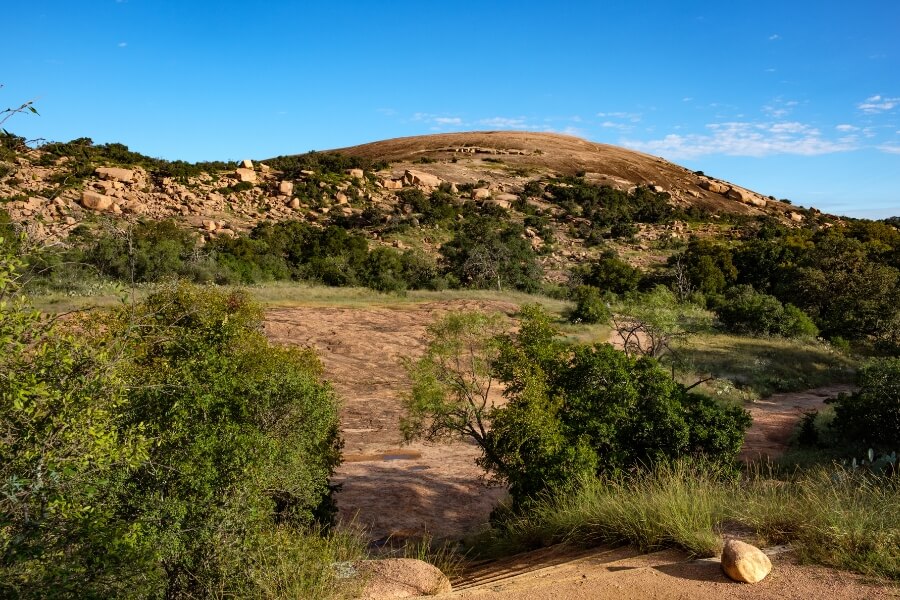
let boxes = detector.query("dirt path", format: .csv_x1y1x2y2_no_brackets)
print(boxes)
267,301,853,540
265,300,515,542
446,544,897,599
739,384,854,462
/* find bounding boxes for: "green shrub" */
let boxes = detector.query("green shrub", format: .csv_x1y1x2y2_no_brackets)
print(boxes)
716,285,818,338
577,255,641,295
568,285,610,324
831,358,900,453
0,245,151,598
440,215,542,292
108,284,343,596
1,248,354,597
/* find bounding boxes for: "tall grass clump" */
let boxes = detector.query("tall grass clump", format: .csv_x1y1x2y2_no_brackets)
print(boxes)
246,527,366,600
494,461,733,558
740,466,900,579
485,461,900,580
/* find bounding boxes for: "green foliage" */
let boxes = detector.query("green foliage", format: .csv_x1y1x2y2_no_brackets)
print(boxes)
671,239,738,295
0,245,151,598
568,285,610,324
440,215,543,292
1,253,349,597
265,151,386,180
612,286,713,359
106,284,342,596
544,180,676,239
576,255,641,295
831,358,900,453
715,285,818,338
401,311,507,451
403,306,750,508
37,136,232,184
80,220,199,282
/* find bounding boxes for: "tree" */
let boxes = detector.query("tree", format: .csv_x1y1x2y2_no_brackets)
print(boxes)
440,216,542,292
715,284,818,338
107,284,342,596
831,358,900,453
401,305,750,509
0,238,151,598
401,311,511,470
611,286,711,360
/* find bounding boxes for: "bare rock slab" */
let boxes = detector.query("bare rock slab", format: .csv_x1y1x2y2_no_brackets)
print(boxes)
354,558,452,598
721,539,772,583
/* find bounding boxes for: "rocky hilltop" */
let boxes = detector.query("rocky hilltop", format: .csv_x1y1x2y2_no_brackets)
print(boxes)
1,131,816,274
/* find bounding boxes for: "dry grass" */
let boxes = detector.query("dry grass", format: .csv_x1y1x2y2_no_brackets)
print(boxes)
482,462,900,579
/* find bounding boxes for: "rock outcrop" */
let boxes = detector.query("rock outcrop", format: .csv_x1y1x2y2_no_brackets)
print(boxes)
721,539,772,584
352,558,452,598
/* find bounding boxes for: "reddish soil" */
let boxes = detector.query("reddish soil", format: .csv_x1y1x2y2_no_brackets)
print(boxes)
449,544,897,599
264,300,515,543
739,384,854,462
266,301,854,542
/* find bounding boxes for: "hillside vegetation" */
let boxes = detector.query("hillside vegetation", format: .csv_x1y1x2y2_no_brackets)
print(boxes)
3,127,900,596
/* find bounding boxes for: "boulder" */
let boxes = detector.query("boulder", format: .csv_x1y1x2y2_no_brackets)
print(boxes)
95,166,135,183
354,559,452,598
726,187,751,202
404,169,441,188
495,192,519,204
346,168,364,179
380,178,403,190
699,179,729,194
721,539,772,584
241,159,253,169
650,185,665,193
279,180,294,196
81,190,115,212
335,192,349,205
288,198,301,209
235,168,257,183
748,196,767,208
485,198,512,210
471,188,491,200
789,211,804,222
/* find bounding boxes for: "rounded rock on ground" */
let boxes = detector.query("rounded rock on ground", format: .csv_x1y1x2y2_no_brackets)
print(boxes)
354,558,452,598
721,539,772,584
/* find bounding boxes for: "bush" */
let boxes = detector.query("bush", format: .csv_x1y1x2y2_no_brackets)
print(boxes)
577,255,641,295
831,358,900,453
715,285,817,338
403,306,751,507
0,245,151,597
0,270,350,597
440,215,542,292
568,285,610,324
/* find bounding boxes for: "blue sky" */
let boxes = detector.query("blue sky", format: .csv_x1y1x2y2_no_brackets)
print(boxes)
4,1,899,217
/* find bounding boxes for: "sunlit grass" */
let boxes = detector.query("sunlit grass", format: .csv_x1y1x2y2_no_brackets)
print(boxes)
478,461,900,579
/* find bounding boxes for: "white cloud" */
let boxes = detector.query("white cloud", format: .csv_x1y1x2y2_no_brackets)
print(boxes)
858,95,900,114
596,111,641,122
768,34,781,40
623,121,857,159
479,116,527,129
836,124,858,132
433,117,462,125
878,143,900,154
118,42,127,47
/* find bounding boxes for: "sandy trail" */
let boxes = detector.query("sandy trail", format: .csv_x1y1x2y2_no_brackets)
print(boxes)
267,301,853,542
448,544,896,599
739,384,853,462
265,300,515,542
